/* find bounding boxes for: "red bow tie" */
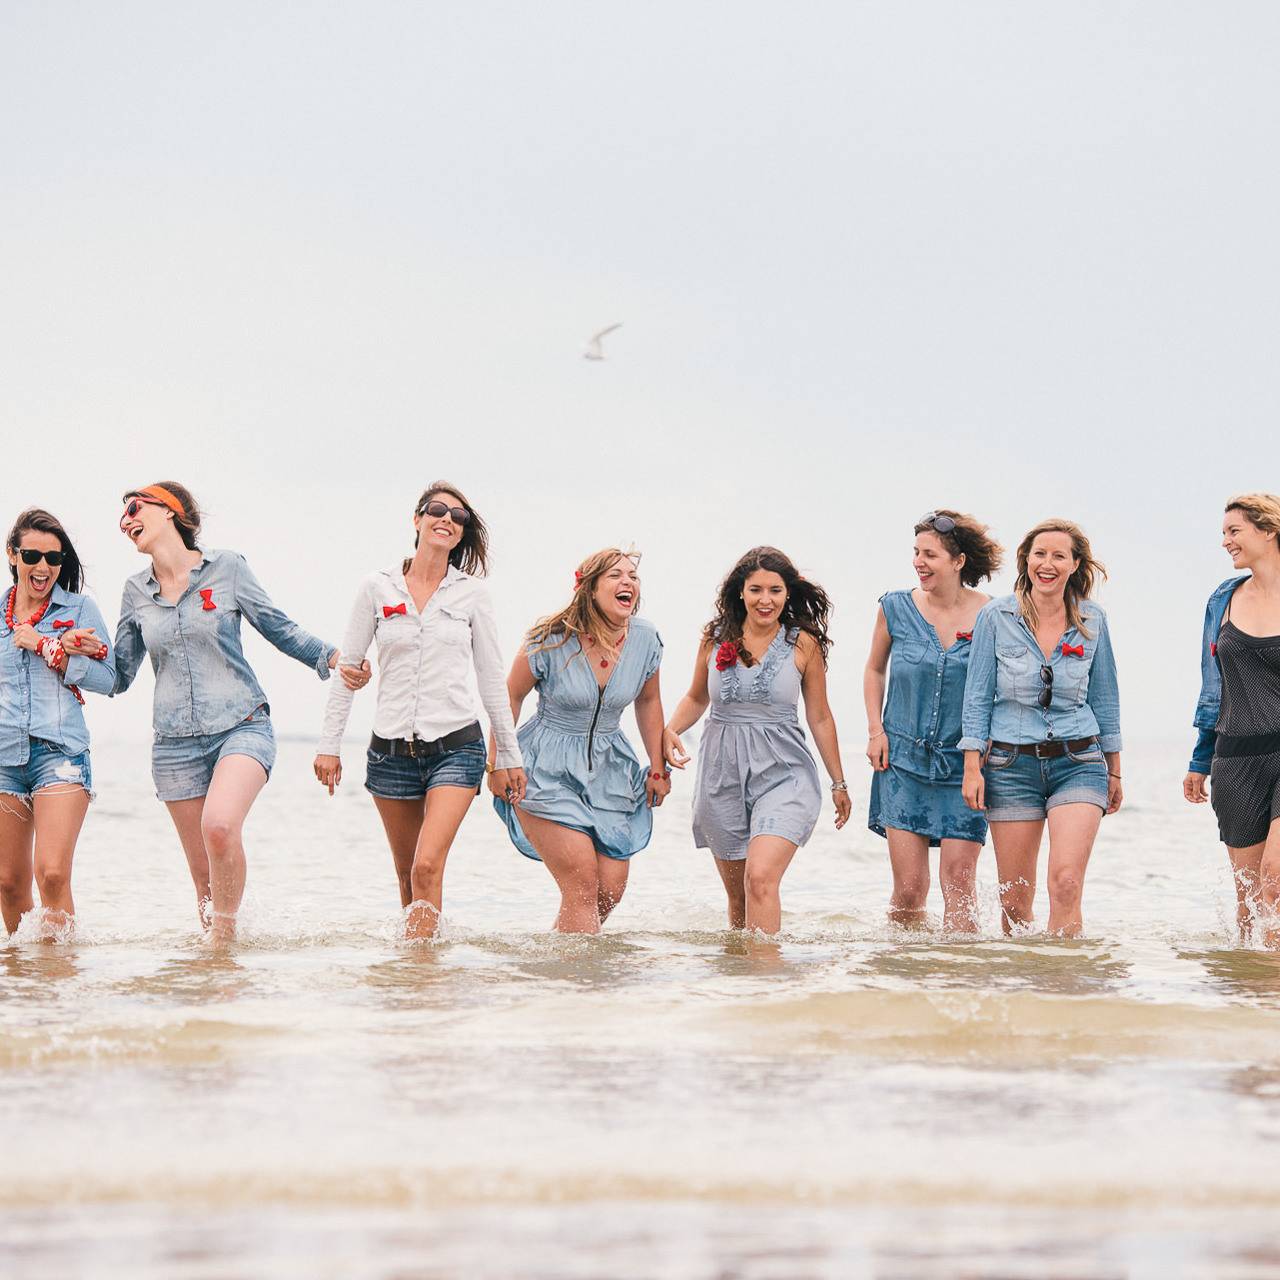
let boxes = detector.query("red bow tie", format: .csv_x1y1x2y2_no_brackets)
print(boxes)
199,589,216,611
1061,642,1084,657
955,630,973,641
1211,642,1218,657
383,603,407,618
52,618,75,630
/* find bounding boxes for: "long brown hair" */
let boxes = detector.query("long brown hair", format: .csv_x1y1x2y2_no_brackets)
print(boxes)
6,508,85,594
527,548,639,659
1013,519,1106,638
701,546,832,666
412,481,489,576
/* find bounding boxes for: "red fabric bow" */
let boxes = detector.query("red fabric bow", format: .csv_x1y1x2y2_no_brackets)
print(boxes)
1061,642,1084,657
955,630,973,642
199,589,216,611
1211,642,1218,657
715,641,739,672
574,570,584,587
383,603,406,618
52,618,75,630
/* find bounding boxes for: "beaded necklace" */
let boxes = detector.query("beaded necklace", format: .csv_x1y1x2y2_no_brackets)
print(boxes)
4,585,53,631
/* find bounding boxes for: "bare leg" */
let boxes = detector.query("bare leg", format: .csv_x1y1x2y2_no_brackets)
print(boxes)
30,785,90,940
404,785,476,941
885,827,931,928
595,855,630,925
0,796,35,934
1044,803,1103,937
991,819,1044,934
743,835,799,935
514,809,601,934
164,797,213,926
1226,841,1266,941
371,795,427,908
714,857,746,929
1256,818,1280,950
938,837,982,934
197,755,268,945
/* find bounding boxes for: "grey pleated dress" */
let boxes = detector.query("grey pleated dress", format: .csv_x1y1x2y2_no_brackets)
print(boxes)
692,628,823,861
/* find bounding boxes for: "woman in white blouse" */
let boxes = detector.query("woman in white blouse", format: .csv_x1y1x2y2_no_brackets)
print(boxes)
314,483,525,939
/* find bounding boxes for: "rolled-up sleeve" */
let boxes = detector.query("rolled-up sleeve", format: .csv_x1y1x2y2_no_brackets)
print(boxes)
958,604,997,751
63,595,117,695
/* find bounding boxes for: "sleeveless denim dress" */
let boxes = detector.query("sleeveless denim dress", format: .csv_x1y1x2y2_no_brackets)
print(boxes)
869,590,988,847
692,628,822,860
494,617,663,862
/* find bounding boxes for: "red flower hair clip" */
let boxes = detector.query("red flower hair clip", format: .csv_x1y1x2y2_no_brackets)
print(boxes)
574,570,584,588
715,640,739,672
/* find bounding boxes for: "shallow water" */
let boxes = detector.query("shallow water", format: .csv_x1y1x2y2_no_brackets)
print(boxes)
3,740,1279,1278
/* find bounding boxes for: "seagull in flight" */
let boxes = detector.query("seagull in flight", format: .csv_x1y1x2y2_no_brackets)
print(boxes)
584,322,623,361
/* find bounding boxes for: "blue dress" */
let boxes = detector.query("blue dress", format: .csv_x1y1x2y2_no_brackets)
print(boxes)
868,590,988,847
495,617,663,861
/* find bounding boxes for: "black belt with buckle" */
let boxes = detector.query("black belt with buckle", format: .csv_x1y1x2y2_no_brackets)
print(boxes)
992,736,1099,760
370,722,483,759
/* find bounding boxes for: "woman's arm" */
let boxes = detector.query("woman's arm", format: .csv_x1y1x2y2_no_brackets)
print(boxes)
863,606,892,772
314,579,379,792
798,633,850,829
1086,613,1122,753
634,670,671,808
110,585,148,697
488,650,538,798
959,605,998,811
468,587,523,770
61,596,117,696
662,641,712,769
234,553,337,677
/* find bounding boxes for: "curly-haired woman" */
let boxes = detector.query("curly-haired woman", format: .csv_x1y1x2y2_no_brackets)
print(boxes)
494,549,667,934
663,547,849,933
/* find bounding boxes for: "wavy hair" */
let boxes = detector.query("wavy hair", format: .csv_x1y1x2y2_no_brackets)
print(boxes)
1013,518,1106,639
527,548,640,660
913,509,1004,586
412,480,489,576
1226,493,1280,552
6,508,85,594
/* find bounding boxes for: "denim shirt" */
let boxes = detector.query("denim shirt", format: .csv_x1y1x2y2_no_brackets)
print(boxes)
959,594,1122,752
0,585,117,765
1188,574,1249,773
113,548,336,738
878,590,974,783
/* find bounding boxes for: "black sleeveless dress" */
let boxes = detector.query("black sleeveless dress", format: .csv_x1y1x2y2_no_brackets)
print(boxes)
1209,615,1280,847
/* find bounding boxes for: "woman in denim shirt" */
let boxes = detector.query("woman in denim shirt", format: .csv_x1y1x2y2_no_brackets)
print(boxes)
113,482,361,945
960,519,1122,936
1184,494,1280,945
0,509,114,939
863,511,1002,932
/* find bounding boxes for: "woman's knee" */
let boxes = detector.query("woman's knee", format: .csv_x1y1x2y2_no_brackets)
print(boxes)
200,813,241,857
34,862,70,900
410,852,447,896
1047,863,1084,902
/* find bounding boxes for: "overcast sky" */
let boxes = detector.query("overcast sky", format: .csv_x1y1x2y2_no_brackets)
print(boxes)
3,3,1276,759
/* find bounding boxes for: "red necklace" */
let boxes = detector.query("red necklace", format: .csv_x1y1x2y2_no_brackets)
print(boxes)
4,586,52,631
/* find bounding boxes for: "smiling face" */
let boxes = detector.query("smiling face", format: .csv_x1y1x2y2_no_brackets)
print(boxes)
1026,531,1079,601
413,490,467,556
8,530,62,603
1222,508,1277,570
912,530,964,594
119,497,175,556
592,556,640,627
742,569,787,626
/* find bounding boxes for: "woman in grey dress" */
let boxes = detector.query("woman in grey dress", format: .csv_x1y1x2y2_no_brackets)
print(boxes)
664,547,850,933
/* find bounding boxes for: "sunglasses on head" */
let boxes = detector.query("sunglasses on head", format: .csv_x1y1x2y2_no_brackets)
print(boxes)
17,548,65,567
1039,663,1054,709
417,499,470,526
918,511,957,535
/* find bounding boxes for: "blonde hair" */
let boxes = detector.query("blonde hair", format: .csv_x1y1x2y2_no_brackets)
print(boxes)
527,548,640,661
1014,519,1106,639
1226,493,1280,547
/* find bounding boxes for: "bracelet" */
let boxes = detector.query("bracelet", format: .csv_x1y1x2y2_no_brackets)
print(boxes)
1108,772,1122,779
485,762,495,774
831,780,848,792
650,770,671,781
868,728,886,739
41,639,65,670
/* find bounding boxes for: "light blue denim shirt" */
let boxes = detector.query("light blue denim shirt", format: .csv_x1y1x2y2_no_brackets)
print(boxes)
0,585,118,765
112,548,336,737
959,594,1122,753
1188,574,1248,773
878,589,975,783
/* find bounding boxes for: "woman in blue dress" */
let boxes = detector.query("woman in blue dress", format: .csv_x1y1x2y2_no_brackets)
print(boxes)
493,548,668,933
863,510,1002,932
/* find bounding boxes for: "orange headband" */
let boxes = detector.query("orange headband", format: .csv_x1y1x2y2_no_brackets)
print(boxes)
137,485,186,517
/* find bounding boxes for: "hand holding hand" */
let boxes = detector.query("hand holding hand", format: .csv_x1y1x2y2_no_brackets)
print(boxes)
663,726,689,770
646,769,672,808
61,627,108,659
490,767,527,804
338,659,372,691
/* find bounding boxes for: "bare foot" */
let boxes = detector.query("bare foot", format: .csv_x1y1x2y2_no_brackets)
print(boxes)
404,899,441,941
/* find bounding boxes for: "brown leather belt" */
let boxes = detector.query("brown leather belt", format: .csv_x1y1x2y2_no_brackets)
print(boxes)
370,722,483,759
991,736,1099,760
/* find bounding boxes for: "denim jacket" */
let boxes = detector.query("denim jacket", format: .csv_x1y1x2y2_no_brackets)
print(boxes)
1188,574,1249,773
878,589,974,783
959,594,1122,752
113,548,336,737
0,585,118,765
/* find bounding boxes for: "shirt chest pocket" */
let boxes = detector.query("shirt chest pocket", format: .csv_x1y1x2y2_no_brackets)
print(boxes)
376,612,419,657
996,644,1039,702
892,640,929,668
1057,641,1095,705
423,604,471,651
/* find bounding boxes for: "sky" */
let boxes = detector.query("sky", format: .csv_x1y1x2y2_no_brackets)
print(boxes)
2,2,1277,757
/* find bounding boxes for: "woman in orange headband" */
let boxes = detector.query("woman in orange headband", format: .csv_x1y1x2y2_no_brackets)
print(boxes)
112,480,368,945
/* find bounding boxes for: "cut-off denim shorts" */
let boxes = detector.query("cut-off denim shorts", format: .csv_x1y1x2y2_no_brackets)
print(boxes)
151,705,277,802
983,740,1108,821
0,738,94,806
365,737,487,800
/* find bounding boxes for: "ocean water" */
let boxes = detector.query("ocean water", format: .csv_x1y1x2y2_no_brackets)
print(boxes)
3,739,1280,1279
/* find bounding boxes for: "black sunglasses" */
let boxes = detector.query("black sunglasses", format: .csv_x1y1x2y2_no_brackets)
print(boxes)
17,549,65,567
417,499,470,526
1038,663,1054,709
918,511,957,535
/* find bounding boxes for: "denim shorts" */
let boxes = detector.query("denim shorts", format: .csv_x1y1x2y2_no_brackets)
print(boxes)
983,740,1108,821
365,738,487,800
151,705,277,802
0,738,94,805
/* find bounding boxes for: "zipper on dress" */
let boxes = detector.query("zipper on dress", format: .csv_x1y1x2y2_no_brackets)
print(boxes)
586,685,605,771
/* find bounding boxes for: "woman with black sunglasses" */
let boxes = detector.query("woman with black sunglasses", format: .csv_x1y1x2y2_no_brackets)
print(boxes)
959,519,1121,936
315,483,525,940
0,509,114,939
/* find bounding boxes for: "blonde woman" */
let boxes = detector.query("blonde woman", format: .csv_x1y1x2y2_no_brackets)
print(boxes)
1184,494,1280,946
493,549,668,934
960,520,1122,936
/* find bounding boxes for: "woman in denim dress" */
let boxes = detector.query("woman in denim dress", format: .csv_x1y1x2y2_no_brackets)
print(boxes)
0,509,114,939
113,481,364,945
960,519,1122,937
863,511,1002,932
